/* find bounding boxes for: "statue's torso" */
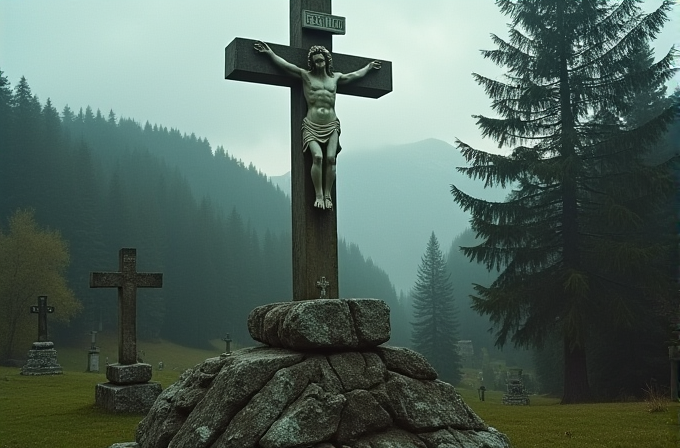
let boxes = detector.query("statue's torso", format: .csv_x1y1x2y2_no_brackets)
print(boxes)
303,72,338,124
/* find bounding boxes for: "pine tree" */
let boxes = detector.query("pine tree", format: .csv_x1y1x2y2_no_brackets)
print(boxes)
451,0,678,403
411,232,462,385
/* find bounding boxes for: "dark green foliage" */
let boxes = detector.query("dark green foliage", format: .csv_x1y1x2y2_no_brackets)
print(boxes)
451,0,678,403
411,232,463,384
0,72,396,350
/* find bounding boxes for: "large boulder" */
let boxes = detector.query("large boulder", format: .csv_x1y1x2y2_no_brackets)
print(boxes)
131,346,509,448
116,300,510,448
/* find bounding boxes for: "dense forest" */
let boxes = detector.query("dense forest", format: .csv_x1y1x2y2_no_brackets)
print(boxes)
0,71,408,352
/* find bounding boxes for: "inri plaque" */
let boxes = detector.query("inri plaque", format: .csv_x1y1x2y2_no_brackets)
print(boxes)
302,10,345,35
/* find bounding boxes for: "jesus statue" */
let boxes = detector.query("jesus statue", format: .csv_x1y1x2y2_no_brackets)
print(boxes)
255,41,381,210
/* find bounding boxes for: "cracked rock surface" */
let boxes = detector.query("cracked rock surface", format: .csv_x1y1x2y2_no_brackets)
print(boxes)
122,300,510,448
134,347,509,448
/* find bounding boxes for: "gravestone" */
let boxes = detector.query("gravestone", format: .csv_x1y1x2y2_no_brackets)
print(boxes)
21,296,63,376
105,2,509,446
90,248,163,413
88,330,100,373
221,333,232,355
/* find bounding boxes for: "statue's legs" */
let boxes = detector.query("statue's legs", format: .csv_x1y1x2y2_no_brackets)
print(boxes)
308,141,325,209
323,131,339,209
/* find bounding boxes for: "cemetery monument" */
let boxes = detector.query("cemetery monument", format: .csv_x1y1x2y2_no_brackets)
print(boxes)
21,295,63,376
90,248,163,413
88,330,100,373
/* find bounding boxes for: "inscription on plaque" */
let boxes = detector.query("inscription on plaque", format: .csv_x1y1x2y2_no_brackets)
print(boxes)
302,10,345,34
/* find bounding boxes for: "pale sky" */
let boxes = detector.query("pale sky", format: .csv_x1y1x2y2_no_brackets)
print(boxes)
2,1,677,177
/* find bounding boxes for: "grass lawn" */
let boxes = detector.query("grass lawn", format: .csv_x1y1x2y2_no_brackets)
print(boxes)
457,387,679,448
1,339,678,448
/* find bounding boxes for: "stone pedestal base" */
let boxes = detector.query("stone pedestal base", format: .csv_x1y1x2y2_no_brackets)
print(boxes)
248,298,390,350
88,349,100,372
95,382,162,413
21,342,63,376
106,363,152,384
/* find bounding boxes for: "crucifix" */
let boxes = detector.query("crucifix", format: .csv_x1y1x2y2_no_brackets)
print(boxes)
30,295,55,342
89,248,163,365
316,276,329,299
225,0,392,300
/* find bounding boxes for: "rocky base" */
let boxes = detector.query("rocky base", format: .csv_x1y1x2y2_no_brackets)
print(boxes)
128,346,509,448
96,382,163,413
108,299,510,447
21,341,63,376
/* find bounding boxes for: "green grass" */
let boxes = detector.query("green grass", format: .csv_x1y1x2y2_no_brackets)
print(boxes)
457,386,679,448
1,339,678,448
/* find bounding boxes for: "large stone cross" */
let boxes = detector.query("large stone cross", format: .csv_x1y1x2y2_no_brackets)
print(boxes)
90,248,163,365
225,0,392,300
30,295,54,342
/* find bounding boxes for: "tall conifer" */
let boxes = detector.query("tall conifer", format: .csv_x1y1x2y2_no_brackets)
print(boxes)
451,0,678,403
411,232,462,385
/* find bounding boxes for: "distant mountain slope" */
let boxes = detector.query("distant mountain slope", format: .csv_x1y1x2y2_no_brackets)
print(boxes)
272,138,509,293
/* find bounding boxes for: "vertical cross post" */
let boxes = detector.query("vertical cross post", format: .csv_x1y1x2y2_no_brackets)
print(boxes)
224,0,392,300
90,248,163,365
290,0,337,300
30,295,54,342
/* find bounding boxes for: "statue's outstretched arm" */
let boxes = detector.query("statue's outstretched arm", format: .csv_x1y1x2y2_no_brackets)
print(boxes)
338,60,381,84
254,40,302,77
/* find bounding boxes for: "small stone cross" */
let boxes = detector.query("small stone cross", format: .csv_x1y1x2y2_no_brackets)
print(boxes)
30,295,54,342
316,276,330,299
222,333,232,354
90,330,98,349
90,248,163,365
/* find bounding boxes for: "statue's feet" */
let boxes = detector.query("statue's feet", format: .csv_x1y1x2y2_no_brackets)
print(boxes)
314,196,325,210
324,195,333,210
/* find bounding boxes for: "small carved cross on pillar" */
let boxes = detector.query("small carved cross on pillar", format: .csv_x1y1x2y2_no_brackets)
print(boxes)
225,0,392,300
90,248,163,365
316,276,330,299
30,295,55,342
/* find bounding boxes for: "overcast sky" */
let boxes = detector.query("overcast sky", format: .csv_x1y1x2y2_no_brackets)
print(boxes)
2,0,677,177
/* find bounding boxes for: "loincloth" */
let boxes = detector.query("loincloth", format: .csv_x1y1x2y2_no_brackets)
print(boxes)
302,117,342,154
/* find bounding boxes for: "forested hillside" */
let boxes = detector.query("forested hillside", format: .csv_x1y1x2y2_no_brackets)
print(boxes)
0,72,407,351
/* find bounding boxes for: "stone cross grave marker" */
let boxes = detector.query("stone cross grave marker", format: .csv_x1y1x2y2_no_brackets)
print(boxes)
222,333,232,354
90,248,162,365
225,0,392,300
30,295,54,342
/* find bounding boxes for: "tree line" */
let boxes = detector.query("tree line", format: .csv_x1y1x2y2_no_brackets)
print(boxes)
0,72,405,358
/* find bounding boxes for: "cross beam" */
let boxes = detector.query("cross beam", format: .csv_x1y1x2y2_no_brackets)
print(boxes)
225,38,392,98
30,295,55,342
224,0,392,300
90,248,163,365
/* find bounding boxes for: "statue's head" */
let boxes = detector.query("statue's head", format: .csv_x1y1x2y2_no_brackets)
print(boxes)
307,45,334,77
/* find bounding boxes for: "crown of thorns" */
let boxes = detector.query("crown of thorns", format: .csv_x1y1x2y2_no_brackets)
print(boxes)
307,45,334,74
